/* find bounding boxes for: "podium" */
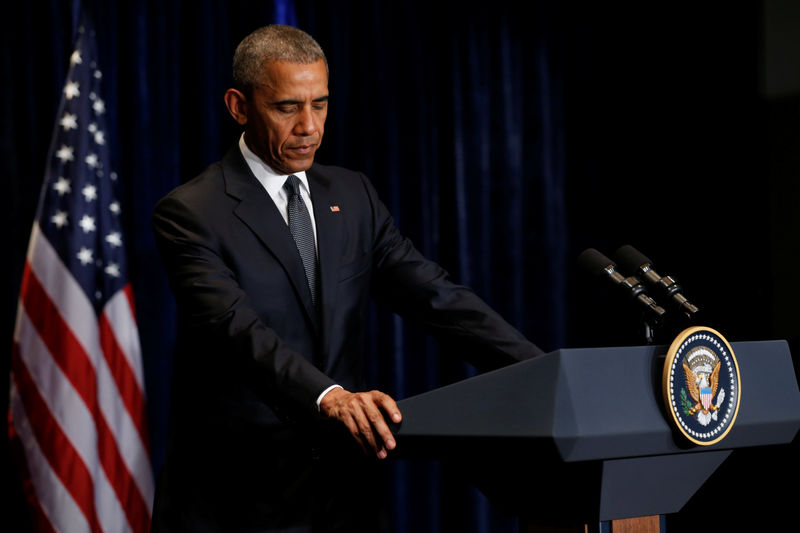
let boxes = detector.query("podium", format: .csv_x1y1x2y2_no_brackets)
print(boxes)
391,340,800,531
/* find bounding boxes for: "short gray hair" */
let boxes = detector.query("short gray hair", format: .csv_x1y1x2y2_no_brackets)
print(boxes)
232,24,327,97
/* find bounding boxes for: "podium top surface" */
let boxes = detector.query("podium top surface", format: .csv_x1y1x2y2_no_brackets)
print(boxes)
395,340,800,462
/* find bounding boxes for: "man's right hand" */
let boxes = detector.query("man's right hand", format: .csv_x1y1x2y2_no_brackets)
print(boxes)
319,388,402,459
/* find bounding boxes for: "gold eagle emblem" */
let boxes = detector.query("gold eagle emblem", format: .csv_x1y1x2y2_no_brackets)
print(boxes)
683,358,721,415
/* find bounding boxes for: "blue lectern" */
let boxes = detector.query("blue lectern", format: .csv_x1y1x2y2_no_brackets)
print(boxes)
392,340,800,532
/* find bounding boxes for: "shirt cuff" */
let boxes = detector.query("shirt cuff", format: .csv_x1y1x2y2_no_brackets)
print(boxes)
316,384,343,411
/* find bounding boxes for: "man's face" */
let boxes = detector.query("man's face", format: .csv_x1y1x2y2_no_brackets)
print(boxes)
243,59,328,175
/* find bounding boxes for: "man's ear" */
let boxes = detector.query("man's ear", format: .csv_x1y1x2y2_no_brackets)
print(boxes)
224,88,248,125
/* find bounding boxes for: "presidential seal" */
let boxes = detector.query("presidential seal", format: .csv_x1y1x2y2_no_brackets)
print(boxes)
662,326,741,445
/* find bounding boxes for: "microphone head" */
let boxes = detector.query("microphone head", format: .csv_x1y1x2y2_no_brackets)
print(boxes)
577,248,616,276
578,247,665,321
614,244,651,273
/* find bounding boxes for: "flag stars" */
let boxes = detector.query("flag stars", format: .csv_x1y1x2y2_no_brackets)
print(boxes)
82,184,98,202
55,145,74,163
109,201,120,215
104,263,121,278
70,50,82,66
59,113,78,131
105,232,122,247
85,153,100,169
77,247,94,265
51,210,68,228
64,80,80,100
52,177,71,196
92,98,106,115
78,214,96,233
87,123,105,144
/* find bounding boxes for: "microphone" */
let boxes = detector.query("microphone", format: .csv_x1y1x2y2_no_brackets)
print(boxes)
577,248,666,320
613,245,699,318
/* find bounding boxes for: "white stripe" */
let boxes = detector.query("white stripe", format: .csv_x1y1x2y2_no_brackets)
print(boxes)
104,289,145,390
15,307,132,532
9,380,91,533
26,225,154,514
96,471,135,533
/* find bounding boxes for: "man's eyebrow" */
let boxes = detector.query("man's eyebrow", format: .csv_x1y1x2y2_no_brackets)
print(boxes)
272,95,329,106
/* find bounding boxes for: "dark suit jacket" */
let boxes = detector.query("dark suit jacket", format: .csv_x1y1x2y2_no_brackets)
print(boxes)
150,146,543,531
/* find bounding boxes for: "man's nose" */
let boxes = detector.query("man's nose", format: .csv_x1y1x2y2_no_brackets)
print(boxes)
294,107,317,136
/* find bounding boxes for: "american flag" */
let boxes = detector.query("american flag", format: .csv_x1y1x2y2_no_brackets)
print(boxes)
8,14,154,533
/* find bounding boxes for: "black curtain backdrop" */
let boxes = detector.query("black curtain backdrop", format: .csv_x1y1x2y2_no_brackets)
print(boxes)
3,1,798,532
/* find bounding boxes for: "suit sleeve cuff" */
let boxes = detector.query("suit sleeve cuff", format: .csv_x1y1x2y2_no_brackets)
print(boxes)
316,384,343,411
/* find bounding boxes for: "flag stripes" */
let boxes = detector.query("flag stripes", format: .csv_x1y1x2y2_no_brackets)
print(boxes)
104,287,146,388
12,314,131,533
27,224,154,500
12,225,153,531
99,311,150,453
10,342,103,533
9,388,90,533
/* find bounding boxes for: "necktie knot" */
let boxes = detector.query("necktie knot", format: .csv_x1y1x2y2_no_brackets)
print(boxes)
284,175,302,198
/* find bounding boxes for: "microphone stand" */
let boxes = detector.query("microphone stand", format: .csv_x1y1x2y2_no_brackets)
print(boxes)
644,321,655,345
641,311,665,346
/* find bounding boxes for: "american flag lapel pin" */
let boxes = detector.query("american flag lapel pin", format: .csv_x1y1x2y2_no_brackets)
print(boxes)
329,205,340,212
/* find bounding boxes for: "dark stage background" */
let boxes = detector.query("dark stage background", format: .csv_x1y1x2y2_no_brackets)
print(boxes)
3,1,799,531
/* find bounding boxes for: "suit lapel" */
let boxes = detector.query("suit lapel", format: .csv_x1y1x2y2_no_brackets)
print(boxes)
221,147,320,334
307,166,344,371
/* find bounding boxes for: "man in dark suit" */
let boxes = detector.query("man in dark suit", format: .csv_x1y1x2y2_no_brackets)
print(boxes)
151,24,544,532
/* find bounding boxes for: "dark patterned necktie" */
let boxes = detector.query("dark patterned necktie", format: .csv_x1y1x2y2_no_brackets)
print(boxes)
283,175,318,305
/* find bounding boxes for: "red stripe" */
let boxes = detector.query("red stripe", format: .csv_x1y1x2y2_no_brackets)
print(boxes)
10,342,102,533
21,262,152,531
8,410,58,533
123,283,138,323
98,311,151,454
